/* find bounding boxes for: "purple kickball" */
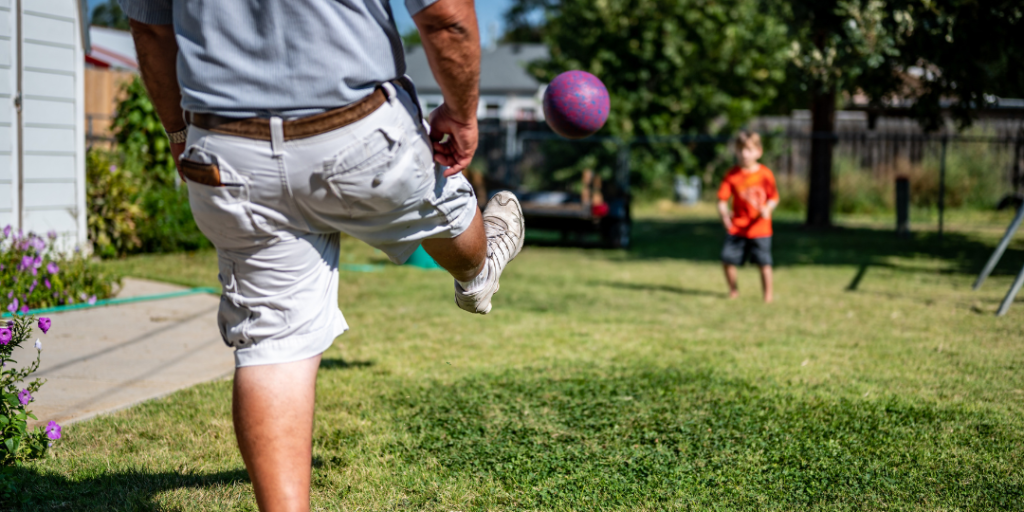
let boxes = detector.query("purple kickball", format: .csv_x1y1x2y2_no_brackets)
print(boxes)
542,70,610,139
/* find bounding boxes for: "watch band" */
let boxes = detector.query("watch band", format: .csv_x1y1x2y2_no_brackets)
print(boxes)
166,126,189,144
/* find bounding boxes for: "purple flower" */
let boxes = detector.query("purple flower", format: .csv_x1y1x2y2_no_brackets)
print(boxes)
45,278,51,289
30,238,45,252
5,320,11,327
19,305,28,314
109,164,117,173
47,262,59,275
17,389,31,406
0,328,10,345
2,225,9,238
38,317,51,334
47,230,57,240
7,299,18,314
88,295,97,305
45,421,61,440
28,280,36,293
18,255,32,271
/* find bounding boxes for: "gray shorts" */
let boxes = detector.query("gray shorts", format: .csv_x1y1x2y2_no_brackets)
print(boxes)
181,85,476,367
721,235,773,266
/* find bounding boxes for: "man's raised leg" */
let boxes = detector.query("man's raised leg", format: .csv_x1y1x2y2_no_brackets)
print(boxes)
421,207,486,282
233,355,321,512
422,191,524,314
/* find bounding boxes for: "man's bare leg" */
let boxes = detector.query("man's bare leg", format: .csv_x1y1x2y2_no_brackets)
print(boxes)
760,265,773,303
422,207,486,281
723,263,739,299
233,355,321,512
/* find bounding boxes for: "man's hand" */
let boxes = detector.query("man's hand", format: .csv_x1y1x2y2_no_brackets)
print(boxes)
428,104,477,176
171,142,186,182
758,206,772,221
414,0,480,177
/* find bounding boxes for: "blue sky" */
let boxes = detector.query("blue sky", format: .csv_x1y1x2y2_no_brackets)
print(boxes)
89,0,515,44
392,1,514,45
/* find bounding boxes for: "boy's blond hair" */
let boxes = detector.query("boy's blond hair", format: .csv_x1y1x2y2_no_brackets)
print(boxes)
734,131,762,151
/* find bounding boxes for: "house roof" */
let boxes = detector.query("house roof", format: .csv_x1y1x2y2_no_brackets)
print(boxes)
87,26,138,70
405,43,548,95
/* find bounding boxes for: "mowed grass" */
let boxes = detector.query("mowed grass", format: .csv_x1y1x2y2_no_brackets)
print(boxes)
7,203,1024,510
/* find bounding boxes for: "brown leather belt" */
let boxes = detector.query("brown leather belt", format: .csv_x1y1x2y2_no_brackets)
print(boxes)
185,87,388,141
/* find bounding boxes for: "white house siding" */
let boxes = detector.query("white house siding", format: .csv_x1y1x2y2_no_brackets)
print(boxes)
5,0,86,245
0,0,14,229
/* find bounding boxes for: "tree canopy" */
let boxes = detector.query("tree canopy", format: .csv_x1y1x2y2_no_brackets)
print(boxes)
507,0,1024,219
90,0,130,31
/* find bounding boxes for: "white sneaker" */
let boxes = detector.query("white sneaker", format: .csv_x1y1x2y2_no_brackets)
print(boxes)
454,191,524,314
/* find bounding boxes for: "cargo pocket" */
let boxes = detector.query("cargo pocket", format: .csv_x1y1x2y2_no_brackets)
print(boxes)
323,125,430,217
217,257,288,349
182,146,259,250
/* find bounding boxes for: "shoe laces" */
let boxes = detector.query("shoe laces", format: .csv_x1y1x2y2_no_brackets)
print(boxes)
485,218,516,263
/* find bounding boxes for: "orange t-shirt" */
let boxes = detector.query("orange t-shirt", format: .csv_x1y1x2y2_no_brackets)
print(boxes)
717,164,779,238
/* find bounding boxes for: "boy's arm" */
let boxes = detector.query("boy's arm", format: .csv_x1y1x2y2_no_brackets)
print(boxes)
717,200,734,231
716,179,733,231
760,169,780,219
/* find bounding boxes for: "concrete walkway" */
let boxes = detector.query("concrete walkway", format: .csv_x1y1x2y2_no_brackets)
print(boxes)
12,278,233,428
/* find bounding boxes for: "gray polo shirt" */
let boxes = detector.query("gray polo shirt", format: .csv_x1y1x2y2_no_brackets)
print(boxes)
119,0,438,117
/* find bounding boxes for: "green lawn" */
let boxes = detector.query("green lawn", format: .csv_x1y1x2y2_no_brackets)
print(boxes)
7,204,1024,511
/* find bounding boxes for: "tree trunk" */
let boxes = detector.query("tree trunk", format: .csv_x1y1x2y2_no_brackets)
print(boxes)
806,86,836,228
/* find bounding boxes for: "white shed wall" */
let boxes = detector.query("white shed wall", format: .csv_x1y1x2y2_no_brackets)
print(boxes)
0,0,14,230
4,0,86,244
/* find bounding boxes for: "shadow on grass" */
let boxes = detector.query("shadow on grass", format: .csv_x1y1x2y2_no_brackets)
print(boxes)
592,218,1024,277
0,467,249,511
319,358,374,371
594,280,727,298
385,366,1024,510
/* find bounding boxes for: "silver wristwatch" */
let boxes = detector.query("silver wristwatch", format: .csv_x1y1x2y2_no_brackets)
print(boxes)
166,126,189,144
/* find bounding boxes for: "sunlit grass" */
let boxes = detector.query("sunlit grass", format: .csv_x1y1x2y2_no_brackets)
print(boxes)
8,204,1024,510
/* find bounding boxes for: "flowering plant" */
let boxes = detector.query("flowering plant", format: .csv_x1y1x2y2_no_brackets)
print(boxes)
0,315,60,465
1,226,117,312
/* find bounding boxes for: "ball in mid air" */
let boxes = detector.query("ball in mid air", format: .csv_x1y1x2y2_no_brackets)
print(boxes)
542,71,610,139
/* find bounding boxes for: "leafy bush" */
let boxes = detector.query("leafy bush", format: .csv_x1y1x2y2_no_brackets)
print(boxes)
87,76,212,257
1,227,117,311
0,315,62,466
86,149,144,259
111,77,177,188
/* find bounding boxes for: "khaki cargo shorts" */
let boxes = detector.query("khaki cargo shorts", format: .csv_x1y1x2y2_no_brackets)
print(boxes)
181,84,477,367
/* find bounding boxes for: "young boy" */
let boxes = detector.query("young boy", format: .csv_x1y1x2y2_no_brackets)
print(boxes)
717,131,779,302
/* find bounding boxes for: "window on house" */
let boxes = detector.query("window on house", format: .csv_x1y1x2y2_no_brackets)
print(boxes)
518,108,536,121
486,104,501,118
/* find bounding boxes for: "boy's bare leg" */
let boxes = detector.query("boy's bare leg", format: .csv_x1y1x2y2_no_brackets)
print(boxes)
422,208,486,281
233,355,321,512
722,263,739,299
760,265,773,303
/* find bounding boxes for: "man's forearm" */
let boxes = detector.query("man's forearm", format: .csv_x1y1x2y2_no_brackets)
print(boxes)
129,19,185,133
414,0,480,122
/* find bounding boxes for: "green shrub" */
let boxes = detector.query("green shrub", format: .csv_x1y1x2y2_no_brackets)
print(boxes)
93,76,212,257
0,228,118,311
136,186,213,254
86,149,144,259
